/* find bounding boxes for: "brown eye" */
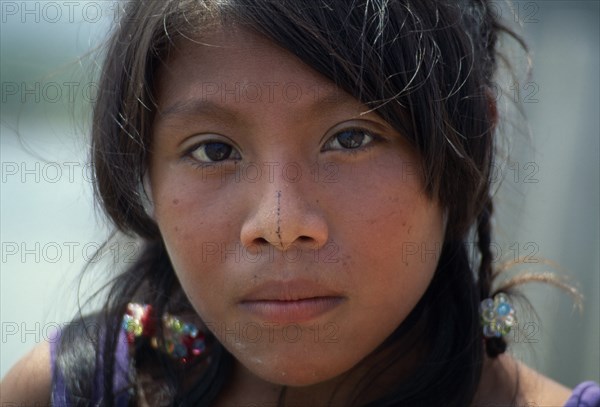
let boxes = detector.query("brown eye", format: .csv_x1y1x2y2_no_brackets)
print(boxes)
190,141,241,163
325,129,374,151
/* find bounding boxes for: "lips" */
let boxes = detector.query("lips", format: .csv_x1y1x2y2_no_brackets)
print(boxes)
238,279,346,323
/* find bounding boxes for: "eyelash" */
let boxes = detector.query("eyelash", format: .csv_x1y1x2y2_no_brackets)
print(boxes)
184,141,241,166
183,128,383,166
321,128,382,154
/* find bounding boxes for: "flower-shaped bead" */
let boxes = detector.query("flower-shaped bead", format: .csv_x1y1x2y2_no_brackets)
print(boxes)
123,303,153,343
480,293,516,338
122,303,206,363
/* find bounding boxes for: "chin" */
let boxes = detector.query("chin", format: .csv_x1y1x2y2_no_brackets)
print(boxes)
254,364,338,387
237,346,351,387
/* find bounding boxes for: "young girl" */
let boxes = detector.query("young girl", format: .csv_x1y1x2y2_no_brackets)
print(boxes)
2,0,598,405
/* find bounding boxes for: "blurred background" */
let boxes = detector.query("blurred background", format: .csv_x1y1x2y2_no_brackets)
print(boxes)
1,0,599,387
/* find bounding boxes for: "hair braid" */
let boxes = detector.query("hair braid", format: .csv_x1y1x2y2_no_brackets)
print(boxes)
477,199,493,299
476,198,507,357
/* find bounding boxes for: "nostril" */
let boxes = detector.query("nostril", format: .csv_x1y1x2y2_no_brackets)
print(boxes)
255,237,270,245
298,236,313,242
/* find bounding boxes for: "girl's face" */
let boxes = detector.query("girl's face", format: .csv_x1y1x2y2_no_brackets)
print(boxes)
149,25,445,387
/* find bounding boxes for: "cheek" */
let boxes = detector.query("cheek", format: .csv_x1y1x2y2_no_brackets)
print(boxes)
151,180,238,314
329,158,443,272
153,164,243,244
351,205,442,315
328,169,444,323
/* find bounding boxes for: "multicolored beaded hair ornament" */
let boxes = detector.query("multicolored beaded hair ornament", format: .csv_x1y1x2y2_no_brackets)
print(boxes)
122,303,206,363
122,296,513,362
480,292,516,338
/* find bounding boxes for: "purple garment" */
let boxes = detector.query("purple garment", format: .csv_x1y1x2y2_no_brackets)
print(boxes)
50,326,131,406
50,330,600,407
564,381,600,407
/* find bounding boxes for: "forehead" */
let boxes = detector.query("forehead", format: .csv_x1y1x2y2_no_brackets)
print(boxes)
153,24,362,117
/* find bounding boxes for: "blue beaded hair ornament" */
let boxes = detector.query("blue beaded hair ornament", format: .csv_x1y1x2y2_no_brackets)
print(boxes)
480,293,516,356
122,303,206,363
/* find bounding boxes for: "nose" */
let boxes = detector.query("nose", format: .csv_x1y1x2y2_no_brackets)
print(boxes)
240,181,329,252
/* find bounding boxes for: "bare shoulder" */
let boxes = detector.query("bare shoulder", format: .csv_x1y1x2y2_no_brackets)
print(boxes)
515,358,572,407
475,354,572,407
0,341,52,405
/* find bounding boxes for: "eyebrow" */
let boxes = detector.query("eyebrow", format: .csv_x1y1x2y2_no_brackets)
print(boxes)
156,86,360,122
157,98,240,122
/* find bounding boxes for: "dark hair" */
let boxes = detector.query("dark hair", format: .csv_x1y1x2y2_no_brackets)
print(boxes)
56,0,527,405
